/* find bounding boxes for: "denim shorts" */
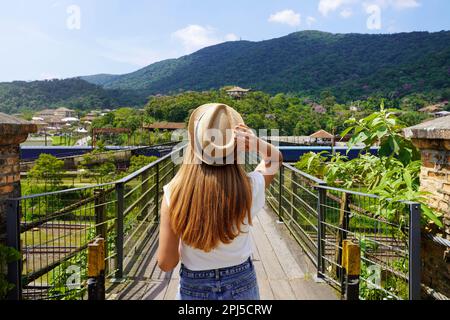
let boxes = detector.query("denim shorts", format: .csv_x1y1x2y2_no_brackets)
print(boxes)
177,257,260,300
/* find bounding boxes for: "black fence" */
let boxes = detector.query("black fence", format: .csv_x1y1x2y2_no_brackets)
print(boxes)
246,153,421,300
7,147,184,300
8,146,421,300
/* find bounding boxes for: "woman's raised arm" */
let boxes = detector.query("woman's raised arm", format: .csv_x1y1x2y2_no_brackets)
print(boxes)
234,124,283,189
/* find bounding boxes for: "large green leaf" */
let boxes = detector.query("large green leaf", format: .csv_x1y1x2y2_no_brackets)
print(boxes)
340,126,354,138
422,206,444,228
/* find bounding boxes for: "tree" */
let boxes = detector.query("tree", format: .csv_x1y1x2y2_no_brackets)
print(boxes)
398,111,430,127
127,155,158,174
96,161,117,183
28,154,64,190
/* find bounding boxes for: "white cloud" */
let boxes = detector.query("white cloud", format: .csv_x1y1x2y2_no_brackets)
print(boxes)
373,0,421,9
40,72,61,80
392,0,420,9
172,25,240,53
306,16,317,26
225,33,239,41
172,25,221,53
318,0,356,16
320,0,420,16
340,8,353,18
268,9,301,27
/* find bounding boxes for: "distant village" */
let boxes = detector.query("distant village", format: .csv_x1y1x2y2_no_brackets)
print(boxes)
20,107,111,146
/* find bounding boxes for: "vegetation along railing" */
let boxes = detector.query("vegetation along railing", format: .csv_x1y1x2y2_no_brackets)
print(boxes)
245,152,421,300
6,147,184,300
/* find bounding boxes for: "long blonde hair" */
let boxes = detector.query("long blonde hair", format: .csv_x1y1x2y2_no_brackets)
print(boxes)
168,146,253,252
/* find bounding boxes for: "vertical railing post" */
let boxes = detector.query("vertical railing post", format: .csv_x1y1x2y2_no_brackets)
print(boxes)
409,203,421,300
278,166,284,222
172,161,176,178
291,171,299,220
155,162,160,223
6,199,22,300
115,182,124,280
316,183,327,279
336,194,351,280
141,170,150,220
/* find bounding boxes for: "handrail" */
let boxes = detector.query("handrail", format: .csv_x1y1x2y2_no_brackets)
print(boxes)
12,145,184,200
117,145,185,183
283,163,326,185
12,181,117,200
425,233,450,248
315,181,420,205
286,164,422,205
314,184,380,199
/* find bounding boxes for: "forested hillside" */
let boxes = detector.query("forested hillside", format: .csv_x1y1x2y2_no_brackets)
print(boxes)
0,78,147,114
83,31,450,101
143,89,436,136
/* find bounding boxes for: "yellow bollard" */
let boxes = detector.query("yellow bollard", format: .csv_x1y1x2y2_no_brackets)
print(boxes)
342,240,360,300
88,238,105,300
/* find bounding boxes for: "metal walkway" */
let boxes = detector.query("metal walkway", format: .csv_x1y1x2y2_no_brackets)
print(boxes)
106,206,337,300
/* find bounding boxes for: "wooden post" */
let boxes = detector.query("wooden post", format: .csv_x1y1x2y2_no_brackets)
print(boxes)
94,190,107,270
342,240,360,300
88,238,106,300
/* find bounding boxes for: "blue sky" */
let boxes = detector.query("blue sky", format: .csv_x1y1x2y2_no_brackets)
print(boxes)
1,0,449,82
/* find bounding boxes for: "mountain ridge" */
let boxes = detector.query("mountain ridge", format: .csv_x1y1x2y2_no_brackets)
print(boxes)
79,30,450,100
1,30,449,114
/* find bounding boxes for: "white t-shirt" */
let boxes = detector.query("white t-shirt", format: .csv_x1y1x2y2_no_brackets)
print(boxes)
163,171,266,271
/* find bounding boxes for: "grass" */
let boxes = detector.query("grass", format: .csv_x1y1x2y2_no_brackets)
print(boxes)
52,136,76,146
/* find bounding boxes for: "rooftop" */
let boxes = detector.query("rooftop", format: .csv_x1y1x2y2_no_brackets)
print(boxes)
226,86,251,92
310,129,334,139
418,103,445,113
55,107,75,112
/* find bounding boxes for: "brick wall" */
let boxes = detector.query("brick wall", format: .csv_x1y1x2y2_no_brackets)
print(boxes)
405,116,450,299
0,144,22,243
417,145,450,235
0,113,36,245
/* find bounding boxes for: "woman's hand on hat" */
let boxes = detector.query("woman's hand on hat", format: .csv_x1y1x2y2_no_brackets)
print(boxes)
234,124,258,152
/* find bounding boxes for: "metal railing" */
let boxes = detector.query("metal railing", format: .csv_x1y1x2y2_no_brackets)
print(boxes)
246,153,421,300
6,147,184,300
8,146,421,300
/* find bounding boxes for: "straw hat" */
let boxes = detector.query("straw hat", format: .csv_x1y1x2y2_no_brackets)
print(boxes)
188,103,244,166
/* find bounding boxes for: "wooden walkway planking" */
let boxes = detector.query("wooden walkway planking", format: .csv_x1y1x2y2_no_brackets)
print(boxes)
106,206,338,300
